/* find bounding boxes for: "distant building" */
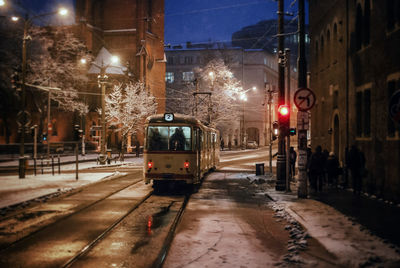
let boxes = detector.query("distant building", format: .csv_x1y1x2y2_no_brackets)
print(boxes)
309,1,400,202
165,42,297,147
75,0,166,151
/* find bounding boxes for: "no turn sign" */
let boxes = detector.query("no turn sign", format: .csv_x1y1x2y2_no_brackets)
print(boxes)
294,88,316,111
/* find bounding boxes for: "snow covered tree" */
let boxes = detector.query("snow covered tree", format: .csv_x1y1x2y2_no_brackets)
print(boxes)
27,26,90,115
168,58,245,130
104,81,158,154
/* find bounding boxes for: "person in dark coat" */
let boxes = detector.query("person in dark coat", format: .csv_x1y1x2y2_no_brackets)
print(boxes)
326,152,340,188
135,140,140,157
347,144,365,195
221,139,225,151
308,145,325,192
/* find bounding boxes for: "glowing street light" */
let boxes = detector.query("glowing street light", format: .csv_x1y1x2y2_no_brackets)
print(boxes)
0,0,5,7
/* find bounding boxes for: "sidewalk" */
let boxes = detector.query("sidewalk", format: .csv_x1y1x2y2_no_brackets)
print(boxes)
259,175,400,267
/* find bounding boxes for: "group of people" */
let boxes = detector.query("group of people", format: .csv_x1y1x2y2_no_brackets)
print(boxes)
306,144,366,194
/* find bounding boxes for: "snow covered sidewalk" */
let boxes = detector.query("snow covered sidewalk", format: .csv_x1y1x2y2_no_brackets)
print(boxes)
257,175,400,267
0,157,143,210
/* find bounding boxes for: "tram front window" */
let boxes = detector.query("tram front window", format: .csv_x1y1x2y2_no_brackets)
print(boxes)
147,126,191,151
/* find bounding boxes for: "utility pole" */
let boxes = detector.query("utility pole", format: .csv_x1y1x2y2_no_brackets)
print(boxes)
297,0,308,198
276,0,286,191
285,48,291,192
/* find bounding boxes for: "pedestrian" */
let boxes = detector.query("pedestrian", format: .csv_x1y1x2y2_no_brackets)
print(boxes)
347,144,365,195
326,152,340,189
228,140,232,150
308,145,325,192
135,140,140,157
221,139,225,151
322,149,329,184
289,147,297,180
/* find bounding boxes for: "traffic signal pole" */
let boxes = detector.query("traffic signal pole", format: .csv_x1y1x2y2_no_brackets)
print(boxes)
276,0,287,191
285,49,291,192
297,0,308,198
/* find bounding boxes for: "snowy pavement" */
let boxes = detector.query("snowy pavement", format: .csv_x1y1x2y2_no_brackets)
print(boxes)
249,174,400,267
0,156,143,210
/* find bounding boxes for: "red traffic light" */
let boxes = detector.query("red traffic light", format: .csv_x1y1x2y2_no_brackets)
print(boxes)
278,105,290,116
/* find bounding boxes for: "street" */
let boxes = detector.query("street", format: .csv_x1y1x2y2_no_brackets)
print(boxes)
0,148,399,267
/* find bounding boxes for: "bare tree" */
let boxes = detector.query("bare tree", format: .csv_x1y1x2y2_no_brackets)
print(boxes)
104,81,158,156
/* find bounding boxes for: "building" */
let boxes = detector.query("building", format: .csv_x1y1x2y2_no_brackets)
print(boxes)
75,0,166,151
165,42,297,147
309,1,400,202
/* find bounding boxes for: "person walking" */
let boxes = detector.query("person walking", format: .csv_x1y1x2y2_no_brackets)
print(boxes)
135,140,140,157
228,140,232,151
326,152,340,189
347,144,365,195
308,145,325,192
221,139,225,151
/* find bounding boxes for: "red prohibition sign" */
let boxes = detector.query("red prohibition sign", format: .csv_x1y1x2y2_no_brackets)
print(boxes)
294,88,316,111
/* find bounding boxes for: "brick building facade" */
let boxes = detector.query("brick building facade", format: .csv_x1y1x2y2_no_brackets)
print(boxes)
309,1,400,201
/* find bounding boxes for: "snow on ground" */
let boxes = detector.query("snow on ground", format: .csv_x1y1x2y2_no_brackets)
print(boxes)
0,155,143,210
246,174,400,267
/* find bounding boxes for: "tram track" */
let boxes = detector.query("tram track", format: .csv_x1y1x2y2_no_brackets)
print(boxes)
0,172,190,267
0,173,143,251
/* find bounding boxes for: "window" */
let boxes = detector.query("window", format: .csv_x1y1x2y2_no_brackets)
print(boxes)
356,4,363,51
167,57,174,65
356,89,371,138
182,71,194,81
387,80,400,137
364,0,370,46
184,56,193,64
146,126,192,151
166,72,174,83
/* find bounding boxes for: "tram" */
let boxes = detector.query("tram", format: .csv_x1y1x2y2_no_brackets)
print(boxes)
143,113,219,190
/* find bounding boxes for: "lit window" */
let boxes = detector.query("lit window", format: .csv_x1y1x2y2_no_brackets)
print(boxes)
182,71,194,81
166,72,174,83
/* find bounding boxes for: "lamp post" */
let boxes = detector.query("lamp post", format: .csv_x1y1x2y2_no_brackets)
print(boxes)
239,86,256,149
88,51,122,165
14,7,68,178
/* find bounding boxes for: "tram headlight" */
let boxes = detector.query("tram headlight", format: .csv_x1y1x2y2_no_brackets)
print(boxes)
184,161,189,169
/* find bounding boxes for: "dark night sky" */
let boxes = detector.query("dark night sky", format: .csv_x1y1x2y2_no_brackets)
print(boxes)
10,0,307,46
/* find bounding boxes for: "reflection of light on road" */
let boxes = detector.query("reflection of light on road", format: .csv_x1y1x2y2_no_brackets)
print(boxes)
147,215,153,235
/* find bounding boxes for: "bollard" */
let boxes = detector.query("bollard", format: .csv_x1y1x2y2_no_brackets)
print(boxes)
256,163,265,176
58,154,61,174
41,157,44,174
51,155,54,176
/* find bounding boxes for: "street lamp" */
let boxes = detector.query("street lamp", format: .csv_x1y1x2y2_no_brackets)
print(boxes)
15,7,68,179
239,86,256,149
87,47,124,164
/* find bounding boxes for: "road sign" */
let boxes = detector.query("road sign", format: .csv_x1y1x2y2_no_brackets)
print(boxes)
294,87,316,111
16,110,31,127
297,111,309,130
389,90,400,124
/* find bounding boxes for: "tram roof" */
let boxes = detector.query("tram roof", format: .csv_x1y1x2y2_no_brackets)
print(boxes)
146,114,205,127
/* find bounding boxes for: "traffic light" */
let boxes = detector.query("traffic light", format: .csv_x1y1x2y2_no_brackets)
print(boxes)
272,121,278,141
42,133,47,142
289,128,296,136
278,105,290,136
